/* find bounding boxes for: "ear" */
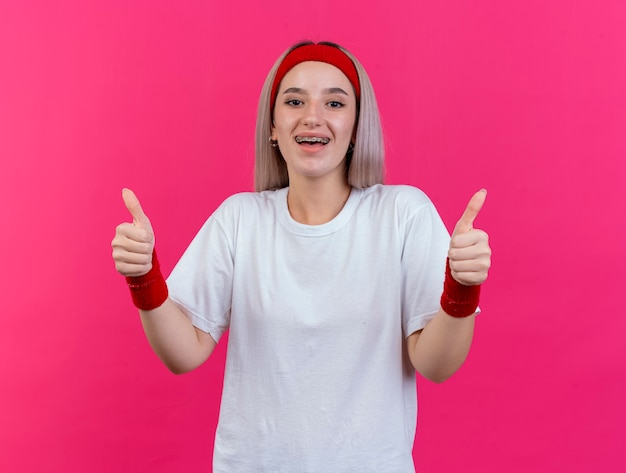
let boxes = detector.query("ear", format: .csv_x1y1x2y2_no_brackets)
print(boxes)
270,125,277,141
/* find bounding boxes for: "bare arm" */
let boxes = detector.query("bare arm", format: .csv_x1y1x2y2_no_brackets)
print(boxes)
112,188,217,374
407,190,490,383
407,309,475,383
139,299,217,374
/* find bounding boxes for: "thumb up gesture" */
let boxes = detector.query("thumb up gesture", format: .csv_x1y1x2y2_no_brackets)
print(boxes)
111,189,156,277
448,190,492,286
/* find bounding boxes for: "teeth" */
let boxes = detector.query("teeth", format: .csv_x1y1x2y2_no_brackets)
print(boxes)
295,136,330,144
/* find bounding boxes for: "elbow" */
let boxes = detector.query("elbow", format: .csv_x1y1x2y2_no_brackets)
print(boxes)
410,348,469,383
168,365,192,375
417,366,459,384
158,344,213,375
424,373,453,384
162,359,201,375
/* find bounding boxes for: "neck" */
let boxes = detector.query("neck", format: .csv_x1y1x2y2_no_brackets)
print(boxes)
287,176,351,225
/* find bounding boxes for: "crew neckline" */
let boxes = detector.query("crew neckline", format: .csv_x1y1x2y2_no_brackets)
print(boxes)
276,186,362,237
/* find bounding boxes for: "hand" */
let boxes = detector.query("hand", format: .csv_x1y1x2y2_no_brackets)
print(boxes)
111,188,155,277
448,189,492,286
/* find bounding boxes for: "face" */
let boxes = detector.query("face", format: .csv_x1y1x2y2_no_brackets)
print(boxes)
271,61,357,186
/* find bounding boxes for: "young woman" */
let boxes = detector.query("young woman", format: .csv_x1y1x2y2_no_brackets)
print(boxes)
112,41,491,472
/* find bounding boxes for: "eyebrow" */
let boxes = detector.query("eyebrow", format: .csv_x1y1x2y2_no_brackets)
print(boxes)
282,87,349,96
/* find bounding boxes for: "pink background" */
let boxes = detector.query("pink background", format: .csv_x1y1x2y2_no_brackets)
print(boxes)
1,1,625,471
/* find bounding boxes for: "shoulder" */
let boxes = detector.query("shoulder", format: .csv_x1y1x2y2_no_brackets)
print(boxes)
359,184,435,215
212,189,283,220
219,189,281,207
190,190,284,245
356,185,448,239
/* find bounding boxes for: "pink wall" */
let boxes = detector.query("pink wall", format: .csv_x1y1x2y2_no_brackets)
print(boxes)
1,1,624,471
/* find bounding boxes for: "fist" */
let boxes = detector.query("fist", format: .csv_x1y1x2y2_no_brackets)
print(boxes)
111,188,155,277
448,189,492,286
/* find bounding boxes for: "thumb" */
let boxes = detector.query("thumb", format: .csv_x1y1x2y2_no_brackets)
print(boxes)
122,188,153,234
452,189,487,237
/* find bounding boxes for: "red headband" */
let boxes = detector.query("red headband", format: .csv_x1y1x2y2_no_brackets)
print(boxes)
270,44,361,112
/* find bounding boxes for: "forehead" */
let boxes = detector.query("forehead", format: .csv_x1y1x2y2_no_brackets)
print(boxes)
279,61,353,92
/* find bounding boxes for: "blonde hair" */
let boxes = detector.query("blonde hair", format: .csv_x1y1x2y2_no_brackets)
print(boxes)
254,41,385,192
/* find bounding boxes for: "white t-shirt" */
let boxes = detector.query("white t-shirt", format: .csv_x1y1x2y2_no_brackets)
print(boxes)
167,184,450,473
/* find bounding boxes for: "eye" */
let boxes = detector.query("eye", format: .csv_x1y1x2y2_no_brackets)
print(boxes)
327,101,344,108
285,99,303,106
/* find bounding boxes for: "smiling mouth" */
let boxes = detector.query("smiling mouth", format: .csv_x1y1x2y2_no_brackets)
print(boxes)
295,136,330,145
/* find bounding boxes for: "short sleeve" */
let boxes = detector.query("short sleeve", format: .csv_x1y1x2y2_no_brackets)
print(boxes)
400,196,451,337
166,209,234,343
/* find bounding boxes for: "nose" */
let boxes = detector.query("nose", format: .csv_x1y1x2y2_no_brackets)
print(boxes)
301,101,323,127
